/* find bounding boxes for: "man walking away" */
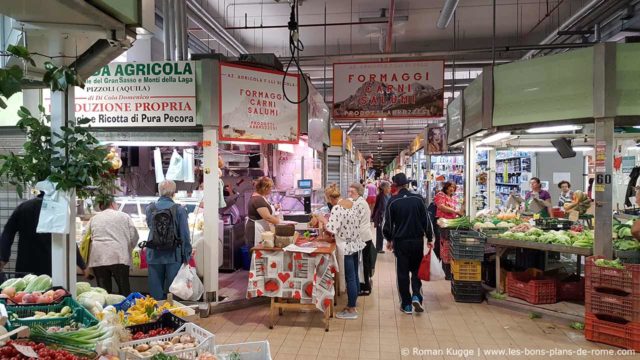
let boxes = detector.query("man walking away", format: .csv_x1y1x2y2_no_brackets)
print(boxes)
383,173,431,314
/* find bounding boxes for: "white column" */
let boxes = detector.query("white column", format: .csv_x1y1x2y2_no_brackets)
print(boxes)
201,126,219,301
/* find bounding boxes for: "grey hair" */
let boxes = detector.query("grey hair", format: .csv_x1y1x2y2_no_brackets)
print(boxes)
158,180,177,197
350,183,365,197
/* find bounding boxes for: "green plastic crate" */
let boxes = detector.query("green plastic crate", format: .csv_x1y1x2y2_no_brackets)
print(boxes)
6,297,98,330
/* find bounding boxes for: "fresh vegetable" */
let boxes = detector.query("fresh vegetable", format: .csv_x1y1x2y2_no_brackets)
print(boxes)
91,287,108,295
77,291,106,310
76,282,93,295
529,312,542,319
105,294,126,306
499,227,594,249
125,296,189,325
594,258,625,269
23,274,52,293
437,216,472,229
151,354,179,360
121,332,198,357
132,327,175,340
489,291,507,300
198,353,219,360
14,305,72,320
614,239,640,251
570,322,585,330
0,340,93,360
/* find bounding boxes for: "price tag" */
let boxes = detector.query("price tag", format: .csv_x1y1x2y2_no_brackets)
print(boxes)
595,184,605,192
12,344,39,358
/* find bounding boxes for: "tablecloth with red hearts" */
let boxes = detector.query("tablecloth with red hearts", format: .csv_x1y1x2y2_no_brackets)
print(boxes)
247,248,338,312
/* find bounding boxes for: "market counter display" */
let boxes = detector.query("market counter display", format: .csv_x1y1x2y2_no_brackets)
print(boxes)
247,242,337,332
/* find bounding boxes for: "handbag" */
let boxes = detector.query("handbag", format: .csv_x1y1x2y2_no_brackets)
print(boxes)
418,248,431,282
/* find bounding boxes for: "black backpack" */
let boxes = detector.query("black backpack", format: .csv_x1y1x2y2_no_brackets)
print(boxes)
144,203,182,251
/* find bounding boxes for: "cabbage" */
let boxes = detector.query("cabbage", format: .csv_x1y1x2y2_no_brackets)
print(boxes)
23,275,52,292
22,274,37,286
91,287,108,295
105,294,126,306
0,278,20,290
12,279,27,292
76,282,92,295
77,291,106,309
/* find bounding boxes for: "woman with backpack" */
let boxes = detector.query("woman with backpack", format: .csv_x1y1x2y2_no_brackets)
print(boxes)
145,180,192,300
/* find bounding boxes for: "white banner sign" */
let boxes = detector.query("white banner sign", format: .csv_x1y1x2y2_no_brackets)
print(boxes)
43,61,196,127
219,63,300,144
333,60,444,119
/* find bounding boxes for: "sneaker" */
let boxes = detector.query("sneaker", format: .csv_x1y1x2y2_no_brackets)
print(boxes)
412,296,424,313
336,310,358,320
400,305,413,314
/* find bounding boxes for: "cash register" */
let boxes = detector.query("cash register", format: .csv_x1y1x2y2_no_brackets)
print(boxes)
295,179,313,214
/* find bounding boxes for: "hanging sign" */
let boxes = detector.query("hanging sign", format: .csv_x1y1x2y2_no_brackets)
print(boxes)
595,141,607,173
622,156,636,174
424,126,462,155
219,63,300,144
332,60,445,119
43,61,196,127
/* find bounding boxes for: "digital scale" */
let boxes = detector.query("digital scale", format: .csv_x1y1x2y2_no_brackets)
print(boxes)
295,179,313,214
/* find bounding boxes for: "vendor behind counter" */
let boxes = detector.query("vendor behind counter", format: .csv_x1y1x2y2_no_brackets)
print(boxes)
245,177,281,247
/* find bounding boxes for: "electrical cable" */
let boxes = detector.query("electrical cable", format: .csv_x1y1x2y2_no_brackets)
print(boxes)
282,0,309,104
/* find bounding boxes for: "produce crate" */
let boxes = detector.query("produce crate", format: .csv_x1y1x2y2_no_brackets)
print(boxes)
480,227,510,237
557,276,585,302
114,292,146,312
126,311,187,333
586,289,640,323
449,230,486,261
6,297,98,330
615,250,640,265
586,256,640,296
450,280,484,303
443,263,452,281
119,322,215,359
506,271,557,305
451,259,482,282
534,218,573,230
585,313,640,351
215,340,272,360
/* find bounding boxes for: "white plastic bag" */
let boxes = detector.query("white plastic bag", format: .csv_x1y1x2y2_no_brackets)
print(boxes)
165,149,184,181
429,247,446,281
169,264,194,300
182,149,195,183
189,270,204,301
35,180,70,234
153,148,165,183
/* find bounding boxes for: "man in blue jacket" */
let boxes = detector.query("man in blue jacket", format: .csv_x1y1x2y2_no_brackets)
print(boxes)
145,180,192,300
383,173,430,314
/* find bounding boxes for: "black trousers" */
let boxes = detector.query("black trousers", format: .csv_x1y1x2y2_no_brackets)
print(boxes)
361,240,376,291
433,223,442,261
394,239,424,307
375,226,384,252
92,264,131,296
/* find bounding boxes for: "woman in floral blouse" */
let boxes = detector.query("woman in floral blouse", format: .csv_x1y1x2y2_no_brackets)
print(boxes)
320,184,365,320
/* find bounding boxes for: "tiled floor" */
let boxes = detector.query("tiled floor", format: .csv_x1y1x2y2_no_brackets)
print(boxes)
196,250,627,360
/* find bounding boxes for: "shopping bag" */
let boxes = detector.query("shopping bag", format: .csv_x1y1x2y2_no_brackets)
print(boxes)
182,149,195,183
418,248,431,281
169,264,195,300
189,267,204,301
153,148,165,183
429,246,446,281
35,180,70,234
79,227,92,263
165,149,184,181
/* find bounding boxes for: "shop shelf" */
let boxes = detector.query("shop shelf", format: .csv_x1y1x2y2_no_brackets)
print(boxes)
120,322,215,359
451,259,482,282
6,297,98,331
615,250,640,265
586,289,640,323
556,276,584,302
450,280,484,303
506,271,557,305
215,340,272,360
585,313,640,351
586,256,640,296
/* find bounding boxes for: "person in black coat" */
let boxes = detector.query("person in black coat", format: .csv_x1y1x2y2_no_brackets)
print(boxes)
371,181,391,254
0,195,89,276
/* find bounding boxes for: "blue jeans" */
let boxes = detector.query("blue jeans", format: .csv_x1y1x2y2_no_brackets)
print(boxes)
148,263,182,300
344,252,360,308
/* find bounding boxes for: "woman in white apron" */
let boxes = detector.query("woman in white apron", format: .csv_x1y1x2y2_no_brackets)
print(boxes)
245,177,281,246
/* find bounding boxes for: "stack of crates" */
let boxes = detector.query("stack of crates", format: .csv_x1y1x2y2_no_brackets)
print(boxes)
449,230,486,303
584,256,640,351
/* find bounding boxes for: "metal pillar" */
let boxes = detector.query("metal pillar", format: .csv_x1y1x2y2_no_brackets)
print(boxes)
592,42,616,258
464,137,475,217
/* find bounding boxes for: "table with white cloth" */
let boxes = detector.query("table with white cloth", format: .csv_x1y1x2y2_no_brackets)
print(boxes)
247,243,338,331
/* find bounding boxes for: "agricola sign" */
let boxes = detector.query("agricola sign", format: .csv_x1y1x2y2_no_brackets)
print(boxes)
43,61,196,127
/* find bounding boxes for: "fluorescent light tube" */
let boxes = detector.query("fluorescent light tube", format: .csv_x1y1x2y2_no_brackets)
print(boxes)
479,132,512,145
103,141,199,147
514,146,592,152
526,125,582,133
476,146,493,151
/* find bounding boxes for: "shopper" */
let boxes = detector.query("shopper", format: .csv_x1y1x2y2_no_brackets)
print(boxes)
633,189,640,240
372,181,391,254
245,177,280,246
145,180,192,300
86,196,139,295
525,177,552,217
366,179,377,211
320,184,365,320
0,193,89,277
557,181,573,208
435,182,464,219
349,183,374,296
383,173,430,314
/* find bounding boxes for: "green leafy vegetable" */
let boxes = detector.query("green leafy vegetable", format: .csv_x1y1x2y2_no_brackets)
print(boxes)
594,258,624,269
570,322,585,330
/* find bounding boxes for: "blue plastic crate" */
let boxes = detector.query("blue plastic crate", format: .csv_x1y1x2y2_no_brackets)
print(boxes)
113,292,145,312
